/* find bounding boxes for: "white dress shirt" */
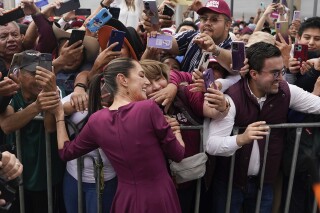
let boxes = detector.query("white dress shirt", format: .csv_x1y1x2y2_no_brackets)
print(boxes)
206,82,320,176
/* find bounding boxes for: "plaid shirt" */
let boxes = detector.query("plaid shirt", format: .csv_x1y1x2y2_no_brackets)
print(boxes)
175,30,232,72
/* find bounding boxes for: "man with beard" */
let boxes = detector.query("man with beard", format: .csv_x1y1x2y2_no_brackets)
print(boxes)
205,42,320,213
142,0,233,73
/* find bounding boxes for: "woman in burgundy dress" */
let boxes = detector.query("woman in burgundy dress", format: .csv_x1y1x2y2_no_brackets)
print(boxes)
52,58,185,213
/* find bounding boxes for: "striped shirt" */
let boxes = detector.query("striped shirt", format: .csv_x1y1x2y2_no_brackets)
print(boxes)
175,30,232,72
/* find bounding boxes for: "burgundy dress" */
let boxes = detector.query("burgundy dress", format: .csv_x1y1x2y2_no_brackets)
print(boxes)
59,100,185,213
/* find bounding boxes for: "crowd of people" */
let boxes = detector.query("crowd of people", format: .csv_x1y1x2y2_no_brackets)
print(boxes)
0,0,320,212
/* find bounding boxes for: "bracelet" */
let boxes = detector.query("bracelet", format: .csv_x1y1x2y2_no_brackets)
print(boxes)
100,0,110,8
56,120,65,123
212,46,221,57
74,83,87,91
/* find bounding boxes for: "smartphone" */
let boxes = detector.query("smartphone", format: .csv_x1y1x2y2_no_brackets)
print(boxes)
147,34,173,50
294,44,308,67
54,0,80,16
293,10,301,21
86,8,112,33
163,4,174,17
203,68,216,91
231,41,245,71
75,8,91,16
34,0,49,8
68,29,85,46
38,53,53,72
197,52,212,70
143,0,159,25
109,7,120,20
275,21,289,44
260,2,265,10
0,7,25,25
108,30,126,51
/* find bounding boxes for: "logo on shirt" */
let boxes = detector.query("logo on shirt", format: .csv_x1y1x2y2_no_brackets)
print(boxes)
206,0,219,8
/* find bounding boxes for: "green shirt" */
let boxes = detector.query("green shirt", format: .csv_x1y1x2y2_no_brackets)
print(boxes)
6,90,65,191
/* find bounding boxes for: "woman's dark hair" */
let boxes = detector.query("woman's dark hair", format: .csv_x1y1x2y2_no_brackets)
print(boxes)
298,17,320,37
88,58,136,116
246,42,281,74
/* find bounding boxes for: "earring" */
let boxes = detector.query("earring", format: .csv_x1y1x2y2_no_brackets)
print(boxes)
126,90,129,95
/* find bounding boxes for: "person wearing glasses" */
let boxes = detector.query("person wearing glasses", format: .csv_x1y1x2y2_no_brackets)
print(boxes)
141,0,233,73
205,42,320,213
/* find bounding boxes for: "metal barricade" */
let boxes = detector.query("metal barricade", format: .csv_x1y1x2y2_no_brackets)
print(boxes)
224,123,320,213
13,116,104,213
14,117,320,213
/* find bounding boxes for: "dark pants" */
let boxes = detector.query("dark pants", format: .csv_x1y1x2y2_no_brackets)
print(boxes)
177,181,197,213
24,182,66,213
282,173,318,213
212,177,273,213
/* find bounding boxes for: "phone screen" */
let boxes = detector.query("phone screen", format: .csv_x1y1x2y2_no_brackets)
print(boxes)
147,34,173,50
203,68,215,91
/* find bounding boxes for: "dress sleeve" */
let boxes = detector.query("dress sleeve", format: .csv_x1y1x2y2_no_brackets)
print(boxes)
59,116,100,161
149,101,185,162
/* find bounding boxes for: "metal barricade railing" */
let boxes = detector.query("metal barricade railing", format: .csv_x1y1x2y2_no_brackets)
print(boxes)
13,117,320,213
225,123,320,213
14,116,104,213
180,125,204,213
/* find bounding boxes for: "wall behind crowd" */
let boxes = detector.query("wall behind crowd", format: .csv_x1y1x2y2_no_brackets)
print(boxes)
4,0,320,23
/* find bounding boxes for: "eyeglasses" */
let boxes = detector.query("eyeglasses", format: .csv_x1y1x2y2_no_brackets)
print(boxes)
261,67,286,79
199,16,225,24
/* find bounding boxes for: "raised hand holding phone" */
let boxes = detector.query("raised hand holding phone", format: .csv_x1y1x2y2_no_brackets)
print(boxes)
108,30,125,52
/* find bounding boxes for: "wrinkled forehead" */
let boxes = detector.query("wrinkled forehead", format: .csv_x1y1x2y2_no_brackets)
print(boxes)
0,22,20,34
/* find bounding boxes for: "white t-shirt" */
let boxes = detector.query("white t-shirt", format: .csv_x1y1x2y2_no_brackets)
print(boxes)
62,94,116,183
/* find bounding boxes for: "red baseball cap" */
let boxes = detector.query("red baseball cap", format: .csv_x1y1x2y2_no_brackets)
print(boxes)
197,0,231,20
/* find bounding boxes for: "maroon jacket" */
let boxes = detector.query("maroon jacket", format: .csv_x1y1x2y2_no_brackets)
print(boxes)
215,78,290,188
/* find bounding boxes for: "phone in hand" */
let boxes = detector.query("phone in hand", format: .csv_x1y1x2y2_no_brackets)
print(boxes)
109,7,120,20
108,30,126,52
147,34,173,50
203,68,216,91
197,52,212,70
294,44,308,67
293,10,301,21
143,0,159,25
0,7,25,25
38,53,53,72
53,0,80,16
34,0,49,8
231,41,245,71
163,4,174,17
68,30,85,46
86,8,112,33
275,21,289,44
75,8,91,16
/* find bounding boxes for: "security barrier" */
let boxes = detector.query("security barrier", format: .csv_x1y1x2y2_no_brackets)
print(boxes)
12,118,320,213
